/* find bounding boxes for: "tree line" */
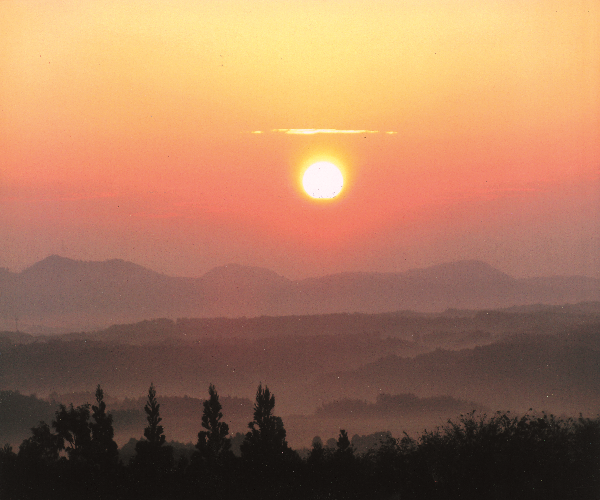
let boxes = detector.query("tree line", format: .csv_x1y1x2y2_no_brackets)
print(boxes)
1,383,598,500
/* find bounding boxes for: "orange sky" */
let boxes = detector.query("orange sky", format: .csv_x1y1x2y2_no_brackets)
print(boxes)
1,0,599,279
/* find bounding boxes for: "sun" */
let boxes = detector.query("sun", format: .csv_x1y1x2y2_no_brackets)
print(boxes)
302,162,344,199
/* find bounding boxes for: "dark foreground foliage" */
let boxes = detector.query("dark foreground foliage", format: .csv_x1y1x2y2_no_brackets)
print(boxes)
1,388,598,500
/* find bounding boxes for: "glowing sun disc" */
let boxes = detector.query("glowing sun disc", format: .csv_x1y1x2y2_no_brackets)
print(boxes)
302,162,344,199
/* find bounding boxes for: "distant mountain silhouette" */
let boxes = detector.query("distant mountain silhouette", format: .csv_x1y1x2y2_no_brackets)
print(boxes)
312,331,600,414
1,255,598,332
0,255,202,331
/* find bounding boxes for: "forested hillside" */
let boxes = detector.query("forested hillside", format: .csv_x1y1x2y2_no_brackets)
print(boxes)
1,383,598,499
1,307,599,449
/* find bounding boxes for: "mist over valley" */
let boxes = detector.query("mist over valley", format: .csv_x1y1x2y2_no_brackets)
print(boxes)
2,285,598,450
2,256,599,499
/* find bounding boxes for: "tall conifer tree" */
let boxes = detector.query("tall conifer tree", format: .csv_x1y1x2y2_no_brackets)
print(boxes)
90,384,119,468
241,384,290,464
143,383,166,447
133,383,173,474
195,384,231,464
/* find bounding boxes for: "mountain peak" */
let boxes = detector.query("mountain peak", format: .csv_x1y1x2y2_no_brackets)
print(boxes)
22,255,77,274
20,254,165,279
3,256,597,332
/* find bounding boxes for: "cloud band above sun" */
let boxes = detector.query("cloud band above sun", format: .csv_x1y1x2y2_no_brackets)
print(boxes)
249,129,397,135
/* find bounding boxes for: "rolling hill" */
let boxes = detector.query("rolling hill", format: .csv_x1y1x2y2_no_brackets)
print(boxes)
1,256,598,332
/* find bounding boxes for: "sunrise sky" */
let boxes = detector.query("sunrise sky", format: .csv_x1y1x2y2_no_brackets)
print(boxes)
1,0,598,279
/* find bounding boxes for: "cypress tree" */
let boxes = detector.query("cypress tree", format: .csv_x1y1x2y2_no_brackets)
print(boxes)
143,383,166,447
195,384,231,465
90,385,119,469
133,383,173,475
241,384,290,464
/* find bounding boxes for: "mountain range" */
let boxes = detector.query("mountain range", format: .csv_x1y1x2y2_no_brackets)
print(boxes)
1,255,598,332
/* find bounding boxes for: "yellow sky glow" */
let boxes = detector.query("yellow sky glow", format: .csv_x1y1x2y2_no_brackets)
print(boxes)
0,0,598,278
273,129,383,135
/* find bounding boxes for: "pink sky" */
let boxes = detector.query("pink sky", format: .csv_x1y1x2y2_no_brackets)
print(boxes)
1,0,598,279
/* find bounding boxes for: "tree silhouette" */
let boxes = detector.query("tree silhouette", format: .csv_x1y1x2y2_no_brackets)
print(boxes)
90,384,119,470
0,444,18,499
142,383,166,447
52,403,92,461
18,421,61,464
133,384,173,467
241,384,290,464
16,422,62,499
194,384,231,465
335,429,353,458
240,384,298,499
3,388,600,500
329,429,361,499
186,385,235,499
308,435,326,466
131,384,174,498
